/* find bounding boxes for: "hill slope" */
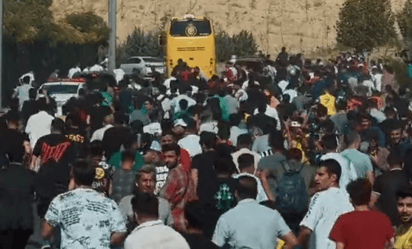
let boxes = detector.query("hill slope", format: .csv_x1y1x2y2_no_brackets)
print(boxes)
50,0,406,55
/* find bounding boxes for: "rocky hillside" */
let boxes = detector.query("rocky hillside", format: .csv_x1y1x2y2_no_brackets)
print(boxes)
50,0,406,55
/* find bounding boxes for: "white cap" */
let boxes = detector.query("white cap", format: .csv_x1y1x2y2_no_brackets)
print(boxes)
149,140,161,152
174,119,187,127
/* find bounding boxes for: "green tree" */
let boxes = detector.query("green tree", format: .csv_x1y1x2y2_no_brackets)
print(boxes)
335,0,396,52
397,0,412,57
215,31,232,62
215,30,258,62
3,0,56,43
116,28,162,66
63,12,110,45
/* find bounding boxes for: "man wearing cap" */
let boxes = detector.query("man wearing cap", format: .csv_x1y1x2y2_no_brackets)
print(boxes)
142,140,163,167
178,118,202,158
173,118,188,140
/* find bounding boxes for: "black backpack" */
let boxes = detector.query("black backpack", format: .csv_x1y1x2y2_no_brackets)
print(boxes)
275,161,308,214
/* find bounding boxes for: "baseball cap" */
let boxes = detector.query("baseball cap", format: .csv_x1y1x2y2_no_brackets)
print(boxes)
149,140,161,152
174,118,187,127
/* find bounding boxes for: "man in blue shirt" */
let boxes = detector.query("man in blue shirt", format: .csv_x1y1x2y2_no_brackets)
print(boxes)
212,175,298,249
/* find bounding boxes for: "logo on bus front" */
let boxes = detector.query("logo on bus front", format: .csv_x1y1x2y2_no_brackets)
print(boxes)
185,23,197,36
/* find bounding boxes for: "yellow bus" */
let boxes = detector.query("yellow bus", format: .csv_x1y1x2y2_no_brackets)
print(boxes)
162,14,216,78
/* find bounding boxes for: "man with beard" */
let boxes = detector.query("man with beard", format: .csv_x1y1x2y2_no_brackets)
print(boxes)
160,143,197,232
395,187,412,248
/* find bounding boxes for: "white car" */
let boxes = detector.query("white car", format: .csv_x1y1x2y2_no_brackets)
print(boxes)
120,56,165,75
37,79,86,116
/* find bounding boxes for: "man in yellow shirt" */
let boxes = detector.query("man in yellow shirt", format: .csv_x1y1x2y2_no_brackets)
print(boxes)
319,90,336,116
395,187,412,249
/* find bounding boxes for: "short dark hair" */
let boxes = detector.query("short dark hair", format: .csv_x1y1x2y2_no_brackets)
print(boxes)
269,130,284,151
131,192,159,218
319,159,341,182
237,134,252,147
214,155,236,175
238,153,255,170
322,134,338,150
200,131,217,149
72,160,95,186
229,113,242,126
161,143,181,157
179,99,189,111
218,123,230,140
344,130,360,146
185,201,203,229
387,148,403,166
237,175,257,199
346,178,371,206
121,150,135,163
51,118,65,133
37,97,48,111
397,186,412,201
88,140,104,157
286,148,302,161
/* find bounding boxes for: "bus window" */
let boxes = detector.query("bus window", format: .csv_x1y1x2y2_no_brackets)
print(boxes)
170,21,212,37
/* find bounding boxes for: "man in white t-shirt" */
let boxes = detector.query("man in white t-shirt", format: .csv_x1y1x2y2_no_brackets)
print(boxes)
91,108,114,142
233,153,268,203
170,86,196,114
298,159,354,249
25,98,54,149
125,193,189,249
68,66,81,78
177,119,202,158
231,134,261,172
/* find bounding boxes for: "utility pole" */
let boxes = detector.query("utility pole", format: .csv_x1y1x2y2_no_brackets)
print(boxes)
108,0,116,74
0,0,3,109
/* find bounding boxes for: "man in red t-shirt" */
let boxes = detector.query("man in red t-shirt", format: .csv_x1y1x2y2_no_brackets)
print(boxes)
329,178,394,249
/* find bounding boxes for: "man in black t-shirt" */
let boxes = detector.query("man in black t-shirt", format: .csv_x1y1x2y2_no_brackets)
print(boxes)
1,113,29,165
182,201,219,249
32,118,76,172
65,113,88,158
372,149,411,226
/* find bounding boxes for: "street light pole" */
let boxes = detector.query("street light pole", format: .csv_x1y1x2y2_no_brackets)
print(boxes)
0,0,3,109
108,0,116,74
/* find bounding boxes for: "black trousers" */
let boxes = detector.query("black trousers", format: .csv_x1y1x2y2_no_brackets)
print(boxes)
0,229,33,249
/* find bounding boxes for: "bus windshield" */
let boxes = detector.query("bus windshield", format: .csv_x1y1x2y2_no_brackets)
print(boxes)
170,20,211,37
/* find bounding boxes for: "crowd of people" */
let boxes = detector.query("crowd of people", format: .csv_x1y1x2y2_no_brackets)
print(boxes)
1,48,412,249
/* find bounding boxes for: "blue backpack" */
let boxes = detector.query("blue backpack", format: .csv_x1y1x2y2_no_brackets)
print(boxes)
276,161,308,214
